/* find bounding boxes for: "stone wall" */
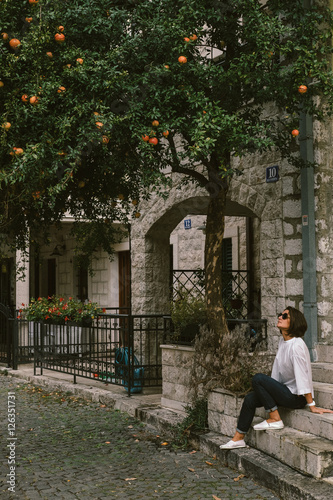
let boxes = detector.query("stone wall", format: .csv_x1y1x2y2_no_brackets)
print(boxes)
131,142,333,350
161,344,196,412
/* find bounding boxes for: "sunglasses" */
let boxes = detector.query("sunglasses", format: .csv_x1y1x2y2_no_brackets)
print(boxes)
277,313,289,320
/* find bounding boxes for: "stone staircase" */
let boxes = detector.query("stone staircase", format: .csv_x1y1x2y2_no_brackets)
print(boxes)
209,344,333,481
249,344,333,480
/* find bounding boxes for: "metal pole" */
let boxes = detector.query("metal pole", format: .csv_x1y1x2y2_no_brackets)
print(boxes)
299,109,318,361
298,0,318,361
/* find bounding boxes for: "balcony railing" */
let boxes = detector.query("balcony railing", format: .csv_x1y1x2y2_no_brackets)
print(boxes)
172,269,250,319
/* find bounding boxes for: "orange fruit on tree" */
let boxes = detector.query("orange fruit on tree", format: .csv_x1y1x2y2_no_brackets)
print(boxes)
96,121,104,129
21,94,29,102
190,34,197,40
14,148,24,155
149,137,158,145
25,17,33,23
29,96,39,105
57,86,66,93
178,56,187,64
9,38,21,49
0,81,4,88
102,135,109,144
298,85,308,94
163,130,169,137
58,26,65,32
76,58,83,64
152,120,159,127
29,0,39,4
142,134,149,142
2,122,11,130
291,129,299,136
164,64,170,69
184,37,190,42
54,33,65,43
2,33,9,40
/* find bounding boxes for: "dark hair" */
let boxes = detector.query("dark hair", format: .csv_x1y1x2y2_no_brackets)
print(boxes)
285,306,307,338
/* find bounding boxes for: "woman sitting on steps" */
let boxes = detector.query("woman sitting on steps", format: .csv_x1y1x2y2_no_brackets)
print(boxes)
220,306,333,450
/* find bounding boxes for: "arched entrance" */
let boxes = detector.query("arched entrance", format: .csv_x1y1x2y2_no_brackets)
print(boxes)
131,178,266,320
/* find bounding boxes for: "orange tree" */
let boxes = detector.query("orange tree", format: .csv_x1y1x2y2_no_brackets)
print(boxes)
1,0,333,334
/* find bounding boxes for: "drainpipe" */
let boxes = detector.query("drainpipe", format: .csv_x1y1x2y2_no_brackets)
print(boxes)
299,0,318,361
299,111,318,362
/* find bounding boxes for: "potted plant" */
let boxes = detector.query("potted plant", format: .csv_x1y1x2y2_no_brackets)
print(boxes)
20,295,105,325
170,290,207,343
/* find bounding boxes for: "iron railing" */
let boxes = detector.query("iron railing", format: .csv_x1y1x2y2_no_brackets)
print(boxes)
164,315,267,348
13,313,166,394
172,269,250,319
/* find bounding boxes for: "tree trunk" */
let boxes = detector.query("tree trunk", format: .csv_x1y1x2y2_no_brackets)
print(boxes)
205,187,229,338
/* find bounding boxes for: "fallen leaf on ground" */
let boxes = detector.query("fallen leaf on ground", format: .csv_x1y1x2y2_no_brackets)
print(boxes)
125,478,137,481
189,450,197,454
105,441,111,444
234,474,245,482
212,495,221,500
188,468,195,472
161,442,168,446
206,461,213,466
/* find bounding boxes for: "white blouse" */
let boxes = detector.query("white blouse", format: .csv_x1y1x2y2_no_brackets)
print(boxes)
271,337,314,397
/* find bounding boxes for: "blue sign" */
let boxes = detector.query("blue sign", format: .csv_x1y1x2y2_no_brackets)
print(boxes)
266,165,279,183
184,219,191,230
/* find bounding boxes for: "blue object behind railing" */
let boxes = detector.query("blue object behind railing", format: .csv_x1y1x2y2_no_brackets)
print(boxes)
115,347,144,394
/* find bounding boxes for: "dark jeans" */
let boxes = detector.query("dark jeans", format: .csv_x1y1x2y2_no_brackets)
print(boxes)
236,373,307,434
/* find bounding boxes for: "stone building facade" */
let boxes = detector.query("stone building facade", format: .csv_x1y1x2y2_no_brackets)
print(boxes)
9,120,333,358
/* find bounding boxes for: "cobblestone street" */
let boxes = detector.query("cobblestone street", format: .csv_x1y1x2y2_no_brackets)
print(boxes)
0,374,279,499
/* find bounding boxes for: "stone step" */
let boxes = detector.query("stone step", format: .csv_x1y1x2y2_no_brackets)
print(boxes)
260,407,333,441
208,388,333,479
247,421,333,479
316,344,333,363
312,362,333,384
314,381,333,410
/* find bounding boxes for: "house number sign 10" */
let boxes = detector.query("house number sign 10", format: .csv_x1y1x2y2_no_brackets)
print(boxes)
266,165,279,183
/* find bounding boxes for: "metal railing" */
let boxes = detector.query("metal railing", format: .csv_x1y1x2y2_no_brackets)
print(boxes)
164,315,267,348
172,269,250,319
12,313,167,394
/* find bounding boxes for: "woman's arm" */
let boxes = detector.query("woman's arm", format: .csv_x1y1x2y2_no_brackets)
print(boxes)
303,393,333,414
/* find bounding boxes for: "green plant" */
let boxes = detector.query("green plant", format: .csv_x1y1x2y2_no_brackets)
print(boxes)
171,398,208,449
170,290,207,343
19,295,105,324
190,324,272,398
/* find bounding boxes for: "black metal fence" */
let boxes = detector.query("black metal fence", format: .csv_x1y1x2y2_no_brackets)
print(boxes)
0,303,15,367
164,315,267,348
11,313,168,395
172,269,250,319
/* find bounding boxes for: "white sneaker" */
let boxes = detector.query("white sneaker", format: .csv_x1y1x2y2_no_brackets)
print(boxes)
253,420,284,430
219,439,246,449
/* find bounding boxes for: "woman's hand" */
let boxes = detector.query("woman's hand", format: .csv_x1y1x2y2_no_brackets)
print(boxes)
310,406,333,414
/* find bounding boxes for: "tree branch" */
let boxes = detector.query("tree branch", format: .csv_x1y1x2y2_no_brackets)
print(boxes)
166,133,209,188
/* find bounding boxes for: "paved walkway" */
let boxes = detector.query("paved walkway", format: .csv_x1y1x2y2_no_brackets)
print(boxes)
0,373,279,500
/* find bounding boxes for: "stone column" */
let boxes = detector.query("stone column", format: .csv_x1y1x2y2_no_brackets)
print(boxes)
16,249,30,309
